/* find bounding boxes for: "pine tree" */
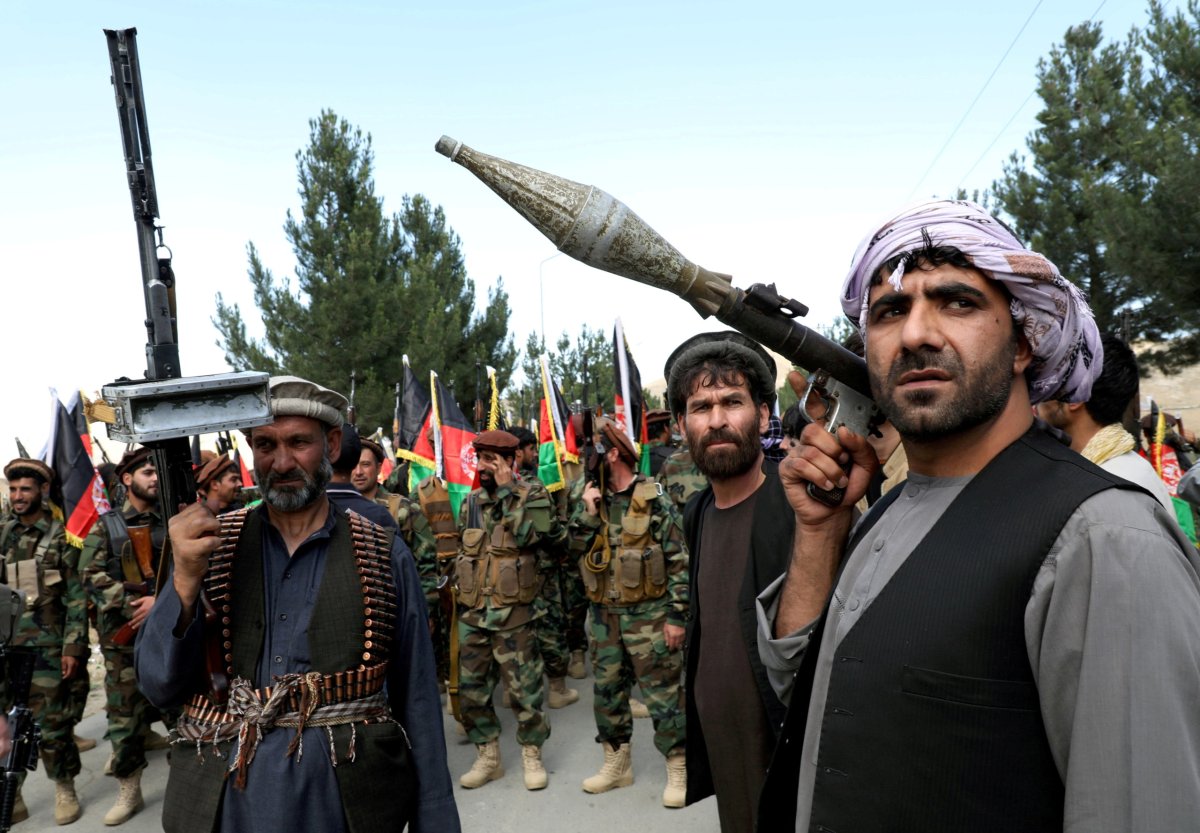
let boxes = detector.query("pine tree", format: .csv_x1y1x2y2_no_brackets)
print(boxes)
213,111,516,428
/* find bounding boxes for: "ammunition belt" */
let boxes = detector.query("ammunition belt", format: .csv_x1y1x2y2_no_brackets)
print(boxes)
181,662,388,726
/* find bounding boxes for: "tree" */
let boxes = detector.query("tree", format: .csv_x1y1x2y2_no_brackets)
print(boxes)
991,4,1200,372
213,110,516,430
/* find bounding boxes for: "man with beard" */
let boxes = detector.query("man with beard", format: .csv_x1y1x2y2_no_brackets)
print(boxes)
1,458,88,825
324,424,397,529
666,332,791,833
454,430,567,792
135,376,459,833
78,445,172,825
757,201,1200,832
567,417,688,807
195,452,244,515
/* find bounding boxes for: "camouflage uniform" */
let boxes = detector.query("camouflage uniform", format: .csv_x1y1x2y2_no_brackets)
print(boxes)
382,490,447,679
77,503,164,779
0,515,88,783
455,477,567,747
656,446,708,515
568,475,688,757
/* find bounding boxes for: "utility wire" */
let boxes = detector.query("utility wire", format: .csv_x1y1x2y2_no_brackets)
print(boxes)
957,0,1112,193
906,0,1046,201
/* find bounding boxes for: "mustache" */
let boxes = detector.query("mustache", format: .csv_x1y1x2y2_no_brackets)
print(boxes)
886,351,959,385
701,428,746,449
263,468,311,489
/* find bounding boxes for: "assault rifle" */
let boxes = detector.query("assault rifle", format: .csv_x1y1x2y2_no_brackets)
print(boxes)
434,136,883,505
0,587,36,833
92,28,273,703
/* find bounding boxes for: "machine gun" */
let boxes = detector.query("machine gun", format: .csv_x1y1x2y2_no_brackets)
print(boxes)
91,28,273,702
434,136,881,505
0,588,36,833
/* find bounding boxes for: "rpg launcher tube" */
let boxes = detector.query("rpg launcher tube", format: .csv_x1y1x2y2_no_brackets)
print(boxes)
434,135,869,397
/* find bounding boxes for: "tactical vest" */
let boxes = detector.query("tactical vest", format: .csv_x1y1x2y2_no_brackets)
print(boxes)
455,485,543,609
579,480,668,605
163,507,416,833
0,517,64,607
417,476,460,564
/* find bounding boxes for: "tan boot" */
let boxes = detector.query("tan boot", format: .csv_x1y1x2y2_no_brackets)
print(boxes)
547,677,579,708
630,697,650,719
581,741,633,793
73,734,97,752
12,790,28,823
143,729,171,751
103,770,145,826
54,779,82,825
459,739,504,788
663,751,687,808
520,744,548,790
104,753,114,775
567,649,586,679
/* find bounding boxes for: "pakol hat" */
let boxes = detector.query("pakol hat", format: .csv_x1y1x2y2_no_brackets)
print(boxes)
473,430,520,455
115,446,154,480
4,458,55,486
360,438,386,463
268,376,348,428
594,416,638,466
194,454,235,490
664,331,777,414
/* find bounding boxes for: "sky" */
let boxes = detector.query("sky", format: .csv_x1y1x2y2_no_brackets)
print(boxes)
2,0,1153,455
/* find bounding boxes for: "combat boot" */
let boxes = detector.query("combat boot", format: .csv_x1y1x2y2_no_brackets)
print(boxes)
520,744,548,790
143,729,171,751
12,789,28,823
459,739,504,788
663,751,687,808
567,649,586,679
54,778,82,825
630,697,650,719
581,741,633,793
547,677,579,708
73,734,97,752
103,770,145,825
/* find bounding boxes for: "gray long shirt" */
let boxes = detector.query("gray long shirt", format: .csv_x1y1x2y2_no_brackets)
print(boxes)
757,472,1200,832
136,504,460,833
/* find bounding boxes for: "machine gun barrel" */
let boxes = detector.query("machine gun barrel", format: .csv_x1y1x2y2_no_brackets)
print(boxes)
433,136,869,397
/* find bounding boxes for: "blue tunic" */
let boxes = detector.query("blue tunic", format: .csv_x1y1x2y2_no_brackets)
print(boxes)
136,503,460,833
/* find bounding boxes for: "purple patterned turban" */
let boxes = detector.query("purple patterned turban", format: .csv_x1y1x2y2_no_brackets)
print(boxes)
840,199,1102,404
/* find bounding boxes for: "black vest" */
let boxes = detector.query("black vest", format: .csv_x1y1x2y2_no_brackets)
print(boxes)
758,428,1140,833
163,509,416,833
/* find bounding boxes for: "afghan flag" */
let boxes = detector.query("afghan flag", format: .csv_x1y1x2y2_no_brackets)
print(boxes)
231,433,256,487
395,357,437,491
537,356,576,493
613,318,650,474
432,372,478,516
69,393,94,459
52,398,110,546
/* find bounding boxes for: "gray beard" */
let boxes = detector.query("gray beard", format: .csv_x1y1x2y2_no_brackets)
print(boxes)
260,457,332,512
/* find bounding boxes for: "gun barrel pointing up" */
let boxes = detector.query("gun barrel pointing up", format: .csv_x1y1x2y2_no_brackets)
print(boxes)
434,135,870,397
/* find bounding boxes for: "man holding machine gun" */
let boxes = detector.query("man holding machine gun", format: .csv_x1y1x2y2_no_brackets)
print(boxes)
757,200,1200,832
136,375,459,833
1,458,88,825
77,446,170,825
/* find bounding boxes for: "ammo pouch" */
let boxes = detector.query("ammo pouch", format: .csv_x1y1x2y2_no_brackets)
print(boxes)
455,488,541,610
580,481,667,605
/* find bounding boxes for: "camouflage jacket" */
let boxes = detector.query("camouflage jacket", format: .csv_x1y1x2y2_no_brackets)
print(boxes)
567,475,690,627
77,502,164,645
382,491,440,607
456,476,567,629
656,447,708,514
0,514,88,655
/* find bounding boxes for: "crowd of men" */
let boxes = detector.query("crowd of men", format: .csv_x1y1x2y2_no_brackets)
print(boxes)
3,199,1200,833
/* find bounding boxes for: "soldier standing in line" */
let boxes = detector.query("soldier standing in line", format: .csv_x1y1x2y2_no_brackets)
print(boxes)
656,445,709,514
508,427,580,709
568,418,689,808
77,447,169,826
1,458,89,825
455,430,567,791
194,452,243,515
644,409,677,477
352,437,389,502
560,415,592,679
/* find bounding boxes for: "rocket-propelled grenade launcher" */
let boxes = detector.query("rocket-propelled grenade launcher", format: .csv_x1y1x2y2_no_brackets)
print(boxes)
434,136,879,504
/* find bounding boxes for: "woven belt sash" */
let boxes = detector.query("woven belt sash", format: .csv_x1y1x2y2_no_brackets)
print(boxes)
177,669,393,789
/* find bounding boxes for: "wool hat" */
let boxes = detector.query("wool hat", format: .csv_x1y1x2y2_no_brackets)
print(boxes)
268,376,348,428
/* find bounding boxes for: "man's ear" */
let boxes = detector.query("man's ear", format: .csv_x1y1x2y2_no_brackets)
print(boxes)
326,426,343,465
1013,331,1034,375
758,403,770,434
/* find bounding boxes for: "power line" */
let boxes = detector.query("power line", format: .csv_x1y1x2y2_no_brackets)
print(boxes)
955,0,1112,192
906,0,1046,201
